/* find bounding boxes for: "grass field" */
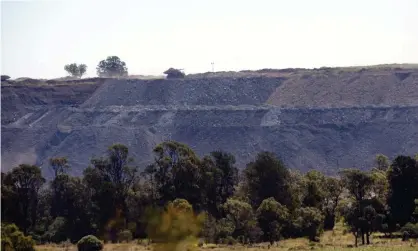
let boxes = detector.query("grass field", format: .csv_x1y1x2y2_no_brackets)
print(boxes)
36,223,417,251
35,237,418,251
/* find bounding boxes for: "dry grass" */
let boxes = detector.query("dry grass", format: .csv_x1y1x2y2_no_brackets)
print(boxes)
35,225,417,251
35,238,418,251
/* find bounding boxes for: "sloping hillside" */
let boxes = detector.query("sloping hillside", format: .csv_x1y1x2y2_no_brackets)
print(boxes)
267,69,418,107
2,67,418,177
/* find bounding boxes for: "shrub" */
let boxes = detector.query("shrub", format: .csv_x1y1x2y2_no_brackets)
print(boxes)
214,218,235,241
77,235,103,251
145,200,205,251
117,229,133,243
1,223,35,251
43,217,67,243
400,222,418,238
1,75,11,81
201,214,217,243
221,236,237,245
164,68,185,79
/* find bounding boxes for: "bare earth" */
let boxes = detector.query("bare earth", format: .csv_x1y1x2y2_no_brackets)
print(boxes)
2,66,418,177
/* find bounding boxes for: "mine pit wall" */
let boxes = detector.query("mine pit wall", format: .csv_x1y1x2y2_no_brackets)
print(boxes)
2,77,418,177
79,77,284,107
1,83,101,124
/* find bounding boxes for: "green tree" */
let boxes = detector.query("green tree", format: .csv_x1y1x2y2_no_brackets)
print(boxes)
340,169,374,203
244,152,292,208
375,154,390,171
78,64,87,77
362,205,377,244
387,155,418,226
370,168,389,205
33,187,53,240
256,197,289,244
302,170,326,209
200,151,238,217
222,199,259,241
343,205,361,247
323,177,343,230
343,202,380,246
2,165,45,234
64,63,87,78
214,218,236,242
43,217,67,243
124,182,152,238
149,141,204,210
96,56,128,77
84,144,138,242
142,164,159,206
49,157,69,178
83,166,116,239
91,144,138,215
340,169,375,246
49,174,93,242
287,170,306,211
294,207,324,242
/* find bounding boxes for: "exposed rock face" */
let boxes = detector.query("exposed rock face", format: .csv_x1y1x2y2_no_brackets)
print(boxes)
2,68,418,177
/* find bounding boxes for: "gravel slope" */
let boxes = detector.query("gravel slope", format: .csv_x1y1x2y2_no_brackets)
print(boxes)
2,69,418,177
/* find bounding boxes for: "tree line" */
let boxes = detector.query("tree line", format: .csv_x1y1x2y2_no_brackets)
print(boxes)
1,142,418,247
64,56,184,79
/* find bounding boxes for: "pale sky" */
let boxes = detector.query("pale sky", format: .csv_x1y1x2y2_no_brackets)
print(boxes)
1,0,417,79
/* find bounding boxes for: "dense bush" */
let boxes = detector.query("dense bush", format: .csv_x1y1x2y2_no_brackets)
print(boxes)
42,217,67,243
400,222,418,238
1,143,417,247
1,224,35,251
214,218,235,242
164,68,185,79
77,235,103,251
117,229,133,243
220,236,237,245
201,214,217,243
1,75,11,81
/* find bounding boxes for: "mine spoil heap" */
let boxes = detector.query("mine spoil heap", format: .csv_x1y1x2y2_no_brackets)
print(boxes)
2,68,418,177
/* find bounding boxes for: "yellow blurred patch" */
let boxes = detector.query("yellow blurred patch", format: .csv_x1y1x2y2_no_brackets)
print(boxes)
146,202,206,251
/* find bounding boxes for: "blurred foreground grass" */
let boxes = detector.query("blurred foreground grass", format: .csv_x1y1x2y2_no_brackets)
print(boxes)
35,229,417,251
36,220,417,251
34,239,418,251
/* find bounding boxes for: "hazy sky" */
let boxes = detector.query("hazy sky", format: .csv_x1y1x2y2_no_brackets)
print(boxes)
1,0,417,79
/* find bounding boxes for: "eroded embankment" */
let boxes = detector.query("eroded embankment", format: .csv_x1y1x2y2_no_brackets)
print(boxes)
2,75,418,177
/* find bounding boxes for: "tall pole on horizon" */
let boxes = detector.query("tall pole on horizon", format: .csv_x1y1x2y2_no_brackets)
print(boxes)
211,62,214,72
